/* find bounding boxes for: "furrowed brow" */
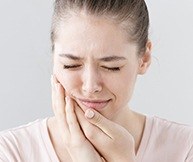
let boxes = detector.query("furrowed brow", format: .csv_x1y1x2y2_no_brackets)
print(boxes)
99,56,126,62
58,54,126,62
58,54,83,60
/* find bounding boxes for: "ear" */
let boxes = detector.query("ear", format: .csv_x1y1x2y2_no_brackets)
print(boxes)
138,40,152,75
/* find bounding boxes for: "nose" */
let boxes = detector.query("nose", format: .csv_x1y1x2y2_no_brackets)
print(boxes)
82,66,102,94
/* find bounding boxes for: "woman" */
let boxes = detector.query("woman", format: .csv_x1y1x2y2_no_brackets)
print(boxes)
0,0,193,161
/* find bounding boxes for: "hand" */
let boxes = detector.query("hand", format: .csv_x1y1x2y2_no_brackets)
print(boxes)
75,107,136,162
51,74,104,162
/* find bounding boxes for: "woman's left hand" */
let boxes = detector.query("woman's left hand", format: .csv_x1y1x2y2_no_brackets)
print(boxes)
75,106,136,162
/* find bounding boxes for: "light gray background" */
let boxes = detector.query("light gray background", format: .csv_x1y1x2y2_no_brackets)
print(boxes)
0,0,193,131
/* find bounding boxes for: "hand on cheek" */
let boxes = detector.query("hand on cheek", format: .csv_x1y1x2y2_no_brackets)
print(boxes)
51,74,104,162
76,107,136,162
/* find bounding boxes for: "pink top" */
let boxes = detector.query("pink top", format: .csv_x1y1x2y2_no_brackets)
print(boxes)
0,116,193,162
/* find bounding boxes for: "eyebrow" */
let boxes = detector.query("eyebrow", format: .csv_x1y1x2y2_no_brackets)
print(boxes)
59,54,83,60
58,53,126,62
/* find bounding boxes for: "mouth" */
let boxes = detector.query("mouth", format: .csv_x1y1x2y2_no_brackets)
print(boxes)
77,98,111,110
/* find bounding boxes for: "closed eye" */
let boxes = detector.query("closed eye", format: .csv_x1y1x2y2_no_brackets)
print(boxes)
101,66,121,71
63,65,81,69
63,65,121,71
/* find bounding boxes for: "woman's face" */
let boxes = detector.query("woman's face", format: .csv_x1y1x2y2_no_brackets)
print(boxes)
53,14,145,119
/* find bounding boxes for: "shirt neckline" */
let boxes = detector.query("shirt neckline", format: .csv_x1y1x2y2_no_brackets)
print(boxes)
42,116,154,162
135,115,154,161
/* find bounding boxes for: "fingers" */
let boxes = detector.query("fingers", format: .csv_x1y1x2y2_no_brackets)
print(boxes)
75,106,109,142
51,75,57,111
65,96,83,137
51,74,65,114
51,74,85,142
51,74,69,135
55,79,65,117
84,109,117,138
75,105,100,136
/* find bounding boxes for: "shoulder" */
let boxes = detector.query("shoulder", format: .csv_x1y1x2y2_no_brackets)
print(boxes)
0,117,47,140
151,116,193,139
0,117,49,161
148,116,193,158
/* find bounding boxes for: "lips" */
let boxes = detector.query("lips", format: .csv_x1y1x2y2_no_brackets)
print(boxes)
78,98,111,109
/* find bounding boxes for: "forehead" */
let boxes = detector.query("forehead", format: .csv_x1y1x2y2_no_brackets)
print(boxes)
54,14,137,58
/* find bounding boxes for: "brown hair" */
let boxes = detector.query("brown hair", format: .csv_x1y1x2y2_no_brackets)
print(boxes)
51,0,149,55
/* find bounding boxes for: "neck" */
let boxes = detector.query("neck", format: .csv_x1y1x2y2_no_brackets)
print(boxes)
111,106,146,154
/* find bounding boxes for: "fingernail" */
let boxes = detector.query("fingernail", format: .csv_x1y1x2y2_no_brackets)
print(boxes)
85,109,95,119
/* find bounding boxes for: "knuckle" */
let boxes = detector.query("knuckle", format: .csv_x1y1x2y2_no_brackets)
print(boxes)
94,114,102,124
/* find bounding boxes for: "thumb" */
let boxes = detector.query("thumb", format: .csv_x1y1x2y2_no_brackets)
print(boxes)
85,109,115,137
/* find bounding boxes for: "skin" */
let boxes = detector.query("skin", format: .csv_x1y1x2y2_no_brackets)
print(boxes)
48,12,152,162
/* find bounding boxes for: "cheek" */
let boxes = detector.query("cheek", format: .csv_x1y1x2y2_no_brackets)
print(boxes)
105,69,137,105
53,63,81,95
57,71,81,96
120,72,137,106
